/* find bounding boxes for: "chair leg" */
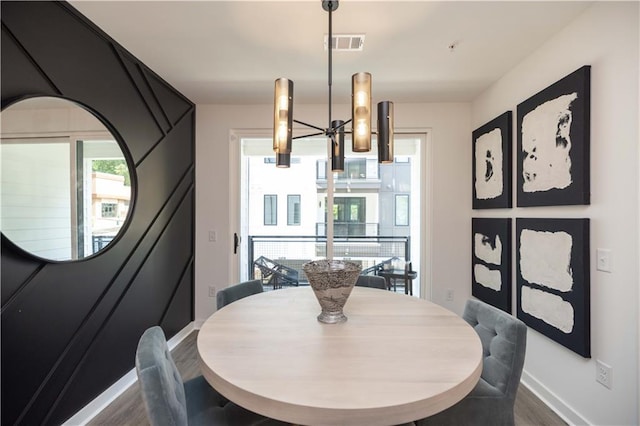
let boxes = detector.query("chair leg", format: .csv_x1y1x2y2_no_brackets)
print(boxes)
384,277,392,291
404,277,413,295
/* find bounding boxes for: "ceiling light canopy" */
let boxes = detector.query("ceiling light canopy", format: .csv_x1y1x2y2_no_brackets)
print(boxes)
272,0,394,170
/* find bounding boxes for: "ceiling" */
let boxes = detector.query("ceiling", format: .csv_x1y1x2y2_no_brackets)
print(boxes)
69,1,593,105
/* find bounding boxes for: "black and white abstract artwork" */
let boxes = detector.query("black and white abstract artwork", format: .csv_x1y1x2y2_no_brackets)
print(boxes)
516,218,590,357
517,66,590,207
473,111,512,209
472,218,512,313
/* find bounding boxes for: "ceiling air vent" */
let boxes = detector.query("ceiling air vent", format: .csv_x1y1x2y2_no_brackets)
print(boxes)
324,34,365,51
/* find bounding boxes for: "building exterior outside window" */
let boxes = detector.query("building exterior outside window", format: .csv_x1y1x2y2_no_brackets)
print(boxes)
246,151,413,238
91,171,130,230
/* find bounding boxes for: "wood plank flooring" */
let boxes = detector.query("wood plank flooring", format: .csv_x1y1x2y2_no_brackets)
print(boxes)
89,331,567,426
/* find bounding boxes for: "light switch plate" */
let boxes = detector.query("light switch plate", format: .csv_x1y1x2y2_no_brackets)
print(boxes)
596,248,612,273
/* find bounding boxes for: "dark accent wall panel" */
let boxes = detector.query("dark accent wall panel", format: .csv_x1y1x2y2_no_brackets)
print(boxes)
1,2,195,425
0,26,57,101
119,53,173,134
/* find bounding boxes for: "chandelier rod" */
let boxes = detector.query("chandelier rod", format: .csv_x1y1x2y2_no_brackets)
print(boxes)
327,0,333,137
293,119,325,133
292,117,352,137
292,132,325,140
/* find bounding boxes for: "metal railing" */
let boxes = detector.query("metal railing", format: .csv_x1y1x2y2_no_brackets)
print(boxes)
248,235,411,285
92,235,114,252
315,222,380,237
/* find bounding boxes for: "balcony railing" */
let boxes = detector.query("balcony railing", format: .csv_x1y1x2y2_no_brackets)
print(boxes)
248,235,411,285
315,222,379,237
92,235,114,252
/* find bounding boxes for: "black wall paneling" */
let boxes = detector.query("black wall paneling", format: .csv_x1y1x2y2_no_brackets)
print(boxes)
1,2,195,425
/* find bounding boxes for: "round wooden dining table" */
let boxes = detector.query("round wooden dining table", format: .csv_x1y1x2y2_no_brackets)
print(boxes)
197,286,482,426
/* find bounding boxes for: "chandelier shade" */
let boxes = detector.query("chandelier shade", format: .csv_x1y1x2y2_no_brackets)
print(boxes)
351,72,372,152
377,101,394,163
273,78,293,154
276,152,291,168
330,119,345,172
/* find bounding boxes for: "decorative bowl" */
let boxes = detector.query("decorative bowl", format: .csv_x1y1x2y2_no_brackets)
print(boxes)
303,259,362,324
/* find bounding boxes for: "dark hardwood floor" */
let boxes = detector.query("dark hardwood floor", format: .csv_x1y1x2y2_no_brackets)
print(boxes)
89,331,567,426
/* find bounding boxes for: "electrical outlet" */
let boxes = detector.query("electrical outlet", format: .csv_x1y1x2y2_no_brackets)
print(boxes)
445,289,454,302
208,286,216,298
596,360,612,389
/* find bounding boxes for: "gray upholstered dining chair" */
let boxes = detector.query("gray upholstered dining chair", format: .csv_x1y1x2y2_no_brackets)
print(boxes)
216,279,264,309
415,299,527,426
135,326,287,426
355,274,387,290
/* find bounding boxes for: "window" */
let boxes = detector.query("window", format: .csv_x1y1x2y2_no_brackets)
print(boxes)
328,197,366,236
395,195,409,226
336,158,367,180
287,195,301,225
316,160,327,180
264,195,277,225
101,202,117,218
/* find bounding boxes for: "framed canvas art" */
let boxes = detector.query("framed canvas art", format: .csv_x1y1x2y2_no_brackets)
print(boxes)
517,65,590,207
472,218,512,313
516,218,590,358
472,111,512,209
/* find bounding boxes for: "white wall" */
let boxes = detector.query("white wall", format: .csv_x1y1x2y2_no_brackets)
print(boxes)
471,3,639,425
195,102,471,323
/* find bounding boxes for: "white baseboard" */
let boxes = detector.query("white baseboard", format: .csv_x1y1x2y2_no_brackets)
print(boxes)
521,369,590,426
62,322,196,426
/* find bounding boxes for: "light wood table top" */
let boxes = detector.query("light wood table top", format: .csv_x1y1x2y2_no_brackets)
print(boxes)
197,287,482,426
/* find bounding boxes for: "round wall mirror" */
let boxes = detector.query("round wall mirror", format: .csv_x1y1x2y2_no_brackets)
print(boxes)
1,96,134,261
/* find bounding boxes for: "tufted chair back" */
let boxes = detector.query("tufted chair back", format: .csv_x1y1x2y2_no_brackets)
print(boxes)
463,299,527,399
416,299,527,426
217,279,264,309
135,326,187,425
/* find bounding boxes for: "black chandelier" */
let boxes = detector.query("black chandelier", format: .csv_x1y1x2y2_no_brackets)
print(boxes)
272,0,394,169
